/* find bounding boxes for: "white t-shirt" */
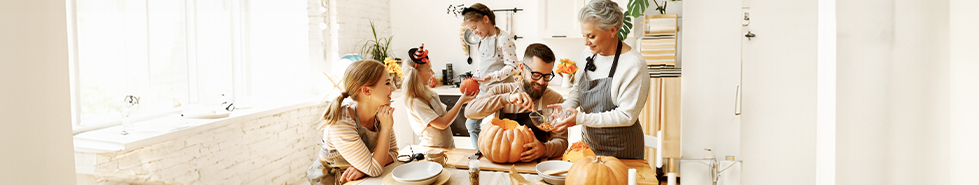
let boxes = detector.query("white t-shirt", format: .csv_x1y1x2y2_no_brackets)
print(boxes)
405,91,455,148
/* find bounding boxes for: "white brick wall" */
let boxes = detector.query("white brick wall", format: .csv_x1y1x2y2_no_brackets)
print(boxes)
91,105,326,185
334,0,392,57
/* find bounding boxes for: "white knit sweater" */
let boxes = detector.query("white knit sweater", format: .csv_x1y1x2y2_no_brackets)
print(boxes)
562,47,651,128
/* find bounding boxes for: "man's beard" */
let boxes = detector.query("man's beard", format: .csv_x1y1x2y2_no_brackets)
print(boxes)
522,80,546,100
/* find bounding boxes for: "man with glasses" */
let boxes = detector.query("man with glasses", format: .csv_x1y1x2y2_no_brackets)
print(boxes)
464,43,568,162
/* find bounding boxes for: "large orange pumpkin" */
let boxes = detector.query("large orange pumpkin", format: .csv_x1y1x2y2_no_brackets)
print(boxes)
566,156,629,185
460,77,479,95
478,118,536,163
562,141,596,162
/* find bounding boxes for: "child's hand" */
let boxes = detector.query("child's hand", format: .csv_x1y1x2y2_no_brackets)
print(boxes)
472,76,489,82
458,91,478,104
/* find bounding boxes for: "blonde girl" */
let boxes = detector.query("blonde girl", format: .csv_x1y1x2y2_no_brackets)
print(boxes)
402,44,476,148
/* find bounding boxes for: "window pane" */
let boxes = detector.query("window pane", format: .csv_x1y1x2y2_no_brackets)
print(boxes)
145,0,189,111
75,0,191,124
76,0,148,123
195,0,234,104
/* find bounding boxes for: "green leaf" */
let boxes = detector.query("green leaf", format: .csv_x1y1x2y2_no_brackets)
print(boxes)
629,0,649,17
618,15,633,41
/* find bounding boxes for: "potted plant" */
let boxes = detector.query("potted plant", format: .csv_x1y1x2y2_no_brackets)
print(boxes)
360,20,393,62
652,0,682,15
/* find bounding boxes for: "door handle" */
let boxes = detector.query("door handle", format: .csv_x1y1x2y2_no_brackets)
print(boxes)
735,85,742,115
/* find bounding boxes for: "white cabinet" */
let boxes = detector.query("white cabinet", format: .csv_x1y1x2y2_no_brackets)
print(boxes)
538,0,584,38
391,92,417,148
538,0,627,39
679,0,743,163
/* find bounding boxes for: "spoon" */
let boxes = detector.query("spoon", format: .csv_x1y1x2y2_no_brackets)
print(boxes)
543,169,568,176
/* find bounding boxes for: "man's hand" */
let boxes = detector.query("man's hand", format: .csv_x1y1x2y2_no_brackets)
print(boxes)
520,140,545,162
508,92,535,112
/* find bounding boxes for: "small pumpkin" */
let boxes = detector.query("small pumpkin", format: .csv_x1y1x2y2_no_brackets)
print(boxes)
562,141,596,162
428,77,437,88
478,118,536,163
460,77,479,95
566,156,630,185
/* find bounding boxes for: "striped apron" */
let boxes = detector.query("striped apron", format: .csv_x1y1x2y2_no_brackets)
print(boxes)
307,108,381,185
578,41,645,159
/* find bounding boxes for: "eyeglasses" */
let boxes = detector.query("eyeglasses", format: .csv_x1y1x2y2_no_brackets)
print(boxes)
523,64,555,82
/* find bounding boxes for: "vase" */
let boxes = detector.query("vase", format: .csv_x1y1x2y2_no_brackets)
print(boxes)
561,74,573,88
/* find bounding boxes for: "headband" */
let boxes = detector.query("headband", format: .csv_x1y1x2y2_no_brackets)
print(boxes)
461,7,487,18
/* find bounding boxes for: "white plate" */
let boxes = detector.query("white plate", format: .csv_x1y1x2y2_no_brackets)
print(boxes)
536,160,573,185
391,161,442,182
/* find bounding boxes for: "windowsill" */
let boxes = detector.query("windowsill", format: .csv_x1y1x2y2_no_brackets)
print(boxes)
72,99,323,154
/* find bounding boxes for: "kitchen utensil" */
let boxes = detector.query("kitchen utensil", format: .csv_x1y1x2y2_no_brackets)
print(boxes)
543,169,568,176
463,29,480,65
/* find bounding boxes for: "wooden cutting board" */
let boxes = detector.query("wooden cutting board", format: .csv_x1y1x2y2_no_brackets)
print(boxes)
453,156,540,174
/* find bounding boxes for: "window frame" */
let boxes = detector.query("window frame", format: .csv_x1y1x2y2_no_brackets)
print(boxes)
68,0,249,132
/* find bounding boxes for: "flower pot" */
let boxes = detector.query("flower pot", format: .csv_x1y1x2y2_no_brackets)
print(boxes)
561,74,573,88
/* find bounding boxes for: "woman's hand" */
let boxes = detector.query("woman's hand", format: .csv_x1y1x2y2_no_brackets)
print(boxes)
340,167,366,182
508,92,535,112
547,104,577,132
376,105,395,131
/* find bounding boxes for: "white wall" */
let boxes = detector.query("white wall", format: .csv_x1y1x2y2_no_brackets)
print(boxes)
949,0,979,184
0,0,78,184
389,0,636,84
333,0,391,59
836,0,950,184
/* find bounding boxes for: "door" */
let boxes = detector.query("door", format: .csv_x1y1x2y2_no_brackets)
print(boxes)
679,0,743,165
739,0,819,184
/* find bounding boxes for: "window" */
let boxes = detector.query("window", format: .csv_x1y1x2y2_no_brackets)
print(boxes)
69,0,314,129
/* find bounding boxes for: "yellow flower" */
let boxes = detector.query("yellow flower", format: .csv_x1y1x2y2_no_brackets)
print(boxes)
384,57,403,78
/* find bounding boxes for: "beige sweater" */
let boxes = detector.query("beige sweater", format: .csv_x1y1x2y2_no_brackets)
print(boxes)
464,81,569,159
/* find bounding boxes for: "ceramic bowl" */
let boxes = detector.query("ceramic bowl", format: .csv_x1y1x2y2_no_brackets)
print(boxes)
391,161,442,182
536,160,573,185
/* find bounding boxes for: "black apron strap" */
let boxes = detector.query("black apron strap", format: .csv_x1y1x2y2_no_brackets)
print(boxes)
608,40,623,78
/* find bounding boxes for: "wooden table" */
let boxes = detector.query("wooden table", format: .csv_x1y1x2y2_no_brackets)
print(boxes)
345,146,660,185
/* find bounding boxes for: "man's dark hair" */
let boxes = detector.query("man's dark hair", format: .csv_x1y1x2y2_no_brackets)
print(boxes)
523,43,555,64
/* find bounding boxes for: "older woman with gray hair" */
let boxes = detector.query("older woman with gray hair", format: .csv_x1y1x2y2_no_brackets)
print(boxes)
549,0,651,159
